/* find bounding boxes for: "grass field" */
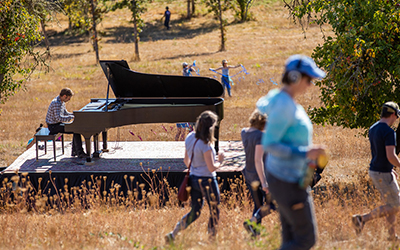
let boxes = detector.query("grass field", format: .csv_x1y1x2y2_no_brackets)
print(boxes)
0,0,396,249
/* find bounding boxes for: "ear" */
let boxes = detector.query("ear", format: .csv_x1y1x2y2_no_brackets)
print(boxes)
287,71,301,84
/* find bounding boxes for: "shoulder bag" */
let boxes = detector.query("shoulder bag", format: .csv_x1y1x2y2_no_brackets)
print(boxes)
178,138,199,202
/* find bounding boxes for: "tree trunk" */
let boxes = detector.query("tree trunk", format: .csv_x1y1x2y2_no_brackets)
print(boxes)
191,0,195,15
187,0,191,19
68,16,72,32
40,19,51,57
133,14,140,61
90,0,99,64
0,73,3,103
244,0,252,21
217,0,225,51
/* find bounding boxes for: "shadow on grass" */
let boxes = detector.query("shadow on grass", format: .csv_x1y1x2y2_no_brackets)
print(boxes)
39,15,221,48
43,30,90,47
103,17,220,43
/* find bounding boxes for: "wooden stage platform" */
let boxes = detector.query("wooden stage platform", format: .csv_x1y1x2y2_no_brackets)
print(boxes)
0,141,245,197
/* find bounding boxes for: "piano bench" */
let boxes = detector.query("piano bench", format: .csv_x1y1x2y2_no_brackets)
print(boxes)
35,128,64,162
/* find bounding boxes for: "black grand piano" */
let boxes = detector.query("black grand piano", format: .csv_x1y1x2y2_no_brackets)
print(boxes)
65,60,224,161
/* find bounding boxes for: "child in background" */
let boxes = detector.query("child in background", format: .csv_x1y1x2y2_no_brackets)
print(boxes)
175,123,189,141
210,59,241,97
182,62,195,76
241,109,276,237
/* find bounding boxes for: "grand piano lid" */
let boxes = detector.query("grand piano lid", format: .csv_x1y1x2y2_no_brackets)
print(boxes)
100,60,224,98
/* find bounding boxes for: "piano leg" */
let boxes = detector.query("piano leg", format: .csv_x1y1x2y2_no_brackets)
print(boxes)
214,122,220,153
102,131,109,152
92,133,102,158
84,137,92,162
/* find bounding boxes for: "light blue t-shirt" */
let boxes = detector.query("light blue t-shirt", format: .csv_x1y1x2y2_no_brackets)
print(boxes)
256,88,312,183
185,132,216,178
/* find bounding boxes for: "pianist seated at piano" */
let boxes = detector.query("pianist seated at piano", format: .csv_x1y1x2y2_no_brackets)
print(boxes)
45,88,88,158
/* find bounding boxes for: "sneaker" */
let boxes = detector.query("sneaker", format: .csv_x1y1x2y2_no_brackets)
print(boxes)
165,232,174,244
388,235,400,242
243,220,259,237
351,215,364,234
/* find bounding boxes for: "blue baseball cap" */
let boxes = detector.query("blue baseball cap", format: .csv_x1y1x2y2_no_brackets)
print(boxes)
285,55,326,79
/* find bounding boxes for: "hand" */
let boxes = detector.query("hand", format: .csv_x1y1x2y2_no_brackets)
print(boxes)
307,145,326,161
262,186,269,193
218,152,224,163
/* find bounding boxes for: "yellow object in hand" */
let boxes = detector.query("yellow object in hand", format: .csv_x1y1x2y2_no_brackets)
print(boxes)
317,153,329,168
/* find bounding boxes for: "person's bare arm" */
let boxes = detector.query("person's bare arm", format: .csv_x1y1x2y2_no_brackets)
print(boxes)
254,144,268,193
211,66,223,71
228,64,242,69
386,145,400,168
183,149,190,168
204,150,224,172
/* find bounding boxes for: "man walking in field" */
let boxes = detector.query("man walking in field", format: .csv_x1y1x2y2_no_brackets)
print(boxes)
352,102,400,241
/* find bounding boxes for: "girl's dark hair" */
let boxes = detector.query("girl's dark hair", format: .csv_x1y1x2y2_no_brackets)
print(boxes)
195,111,218,144
249,109,267,130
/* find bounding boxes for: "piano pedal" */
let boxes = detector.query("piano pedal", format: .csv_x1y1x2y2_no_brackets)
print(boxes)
102,148,109,153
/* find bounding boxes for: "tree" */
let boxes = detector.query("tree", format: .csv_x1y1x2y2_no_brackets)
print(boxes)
112,0,146,61
187,0,191,19
186,0,197,19
234,0,254,22
0,0,54,104
62,0,109,64
286,0,400,131
203,0,231,51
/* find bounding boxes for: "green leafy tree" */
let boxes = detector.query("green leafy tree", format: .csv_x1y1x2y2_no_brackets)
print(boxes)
0,0,53,104
203,0,231,51
234,0,254,22
62,0,109,63
112,0,147,61
286,0,400,131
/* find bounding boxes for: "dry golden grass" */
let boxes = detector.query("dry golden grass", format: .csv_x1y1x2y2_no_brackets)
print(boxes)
0,0,396,249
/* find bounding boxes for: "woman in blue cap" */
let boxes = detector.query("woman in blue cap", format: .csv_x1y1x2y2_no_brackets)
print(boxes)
256,55,327,250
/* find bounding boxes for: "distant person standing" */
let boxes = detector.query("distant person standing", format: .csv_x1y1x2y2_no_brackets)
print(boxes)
209,59,241,97
175,62,196,141
182,62,195,76
175,123,189,141
163,6,171,30
46,88,87,158
352,102,400,241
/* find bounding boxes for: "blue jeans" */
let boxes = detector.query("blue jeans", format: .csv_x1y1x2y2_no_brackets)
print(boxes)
246,180,276,224
181,175,220,234
221,76,232,97
266,172,317,250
